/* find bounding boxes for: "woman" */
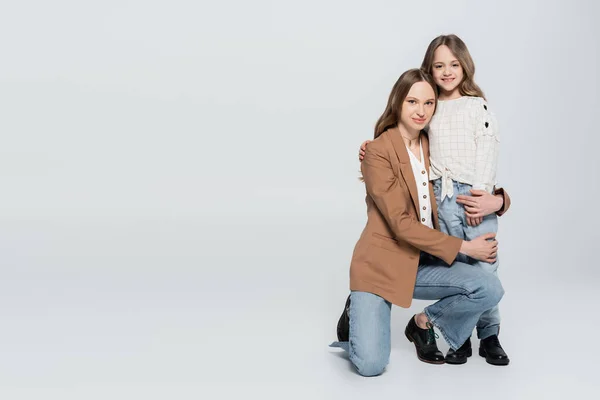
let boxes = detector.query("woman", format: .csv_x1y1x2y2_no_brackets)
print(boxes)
329,68,509,377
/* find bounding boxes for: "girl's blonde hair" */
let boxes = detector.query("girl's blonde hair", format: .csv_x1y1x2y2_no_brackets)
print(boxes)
420,34,486,100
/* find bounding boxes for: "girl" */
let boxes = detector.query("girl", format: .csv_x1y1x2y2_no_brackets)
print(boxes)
329,68,507,376
358,34,509,366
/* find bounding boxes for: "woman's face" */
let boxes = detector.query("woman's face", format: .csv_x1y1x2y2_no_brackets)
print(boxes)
399,81,436,131
431,45,463,95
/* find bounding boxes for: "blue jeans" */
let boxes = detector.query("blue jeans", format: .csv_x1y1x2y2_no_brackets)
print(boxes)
330,256,504,376
433,178,501,339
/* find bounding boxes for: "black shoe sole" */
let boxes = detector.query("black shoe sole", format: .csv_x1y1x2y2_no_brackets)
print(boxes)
445,348,473,365
479,348,510,366
405,329,445,365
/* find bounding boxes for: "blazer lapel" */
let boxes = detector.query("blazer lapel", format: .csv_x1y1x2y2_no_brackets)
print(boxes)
387,127,420,216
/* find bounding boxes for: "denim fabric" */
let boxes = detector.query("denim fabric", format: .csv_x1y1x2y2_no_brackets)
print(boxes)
329,260,504,372
414,255,504,349
433,178,501,339
330,291,391,376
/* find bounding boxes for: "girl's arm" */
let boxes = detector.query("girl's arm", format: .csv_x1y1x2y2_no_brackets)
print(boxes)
456,187,511,218
472,99,500,193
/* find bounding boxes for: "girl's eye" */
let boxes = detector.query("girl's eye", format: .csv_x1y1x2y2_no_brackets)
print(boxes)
408,100,416,104
434,65,442,69
425,101,433,105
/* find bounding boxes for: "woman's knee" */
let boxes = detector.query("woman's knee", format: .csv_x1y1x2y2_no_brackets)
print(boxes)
351,353,388,377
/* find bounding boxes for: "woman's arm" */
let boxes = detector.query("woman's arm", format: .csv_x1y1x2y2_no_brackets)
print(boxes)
362,140,497,264
361,138,511,219
358,140,510,218
493,187,511,216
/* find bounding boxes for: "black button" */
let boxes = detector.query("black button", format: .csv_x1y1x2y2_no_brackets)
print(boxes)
421,218,425,222
421,170,426,174
423,195,427,199
423,206,426,210
485,122,489,128
483,104,488,110
422,182,427,186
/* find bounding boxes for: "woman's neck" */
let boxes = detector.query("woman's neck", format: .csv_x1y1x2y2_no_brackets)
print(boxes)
397,123,420,148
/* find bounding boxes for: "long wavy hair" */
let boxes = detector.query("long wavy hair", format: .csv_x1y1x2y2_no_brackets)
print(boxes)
420,34,485,100
373,68,437,139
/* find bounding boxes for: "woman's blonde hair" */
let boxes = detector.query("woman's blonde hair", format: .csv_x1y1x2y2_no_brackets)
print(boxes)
420,34,485,100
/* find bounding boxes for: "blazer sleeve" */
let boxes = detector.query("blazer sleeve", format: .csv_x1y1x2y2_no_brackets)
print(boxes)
493,187,511,216
361,141,462,265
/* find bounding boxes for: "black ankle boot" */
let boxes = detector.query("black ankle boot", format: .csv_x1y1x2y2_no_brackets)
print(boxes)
445,337,473,365
405,315,444,364
336,295,351,342
479,335,510,366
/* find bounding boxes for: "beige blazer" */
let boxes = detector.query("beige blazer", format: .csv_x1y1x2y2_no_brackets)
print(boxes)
349,127,510,307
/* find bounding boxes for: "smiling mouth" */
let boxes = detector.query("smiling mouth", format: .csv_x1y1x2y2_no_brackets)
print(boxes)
413,118,426,124
442,78,455,82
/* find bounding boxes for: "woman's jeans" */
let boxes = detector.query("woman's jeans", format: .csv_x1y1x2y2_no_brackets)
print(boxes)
433,178,502,340
329,256,504,377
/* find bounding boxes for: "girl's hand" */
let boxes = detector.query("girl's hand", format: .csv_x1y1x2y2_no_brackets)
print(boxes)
456,189,503,218
358,140,371,161
467,216,483,226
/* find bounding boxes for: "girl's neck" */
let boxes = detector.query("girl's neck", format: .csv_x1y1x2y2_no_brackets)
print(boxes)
438,88,462,101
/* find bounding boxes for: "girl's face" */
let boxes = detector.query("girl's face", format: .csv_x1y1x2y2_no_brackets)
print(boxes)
399,81,436,131
431,45,464,96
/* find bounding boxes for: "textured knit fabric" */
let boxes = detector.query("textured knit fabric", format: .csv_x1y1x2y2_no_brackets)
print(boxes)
428,96,499,200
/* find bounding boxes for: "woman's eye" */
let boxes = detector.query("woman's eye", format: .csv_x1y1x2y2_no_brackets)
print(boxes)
408,100,416,104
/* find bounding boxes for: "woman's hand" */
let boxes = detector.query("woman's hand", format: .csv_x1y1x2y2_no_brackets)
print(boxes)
456,190,503,222
459,233,497,263
358,140,371,161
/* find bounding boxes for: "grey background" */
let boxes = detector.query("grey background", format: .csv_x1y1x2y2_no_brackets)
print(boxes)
0,0,598,398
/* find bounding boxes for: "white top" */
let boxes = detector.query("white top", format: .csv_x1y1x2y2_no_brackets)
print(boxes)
406,140,433,229
427,96,499,201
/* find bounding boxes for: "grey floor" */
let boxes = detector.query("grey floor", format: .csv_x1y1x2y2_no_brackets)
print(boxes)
1,215,597,399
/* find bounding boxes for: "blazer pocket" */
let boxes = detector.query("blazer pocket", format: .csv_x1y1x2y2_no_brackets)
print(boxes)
371,232,419,260
371,232,404,253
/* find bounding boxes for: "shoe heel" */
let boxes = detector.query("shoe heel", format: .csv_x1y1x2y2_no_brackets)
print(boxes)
405,328,414,343
466,348,473,357
478,348,486,358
